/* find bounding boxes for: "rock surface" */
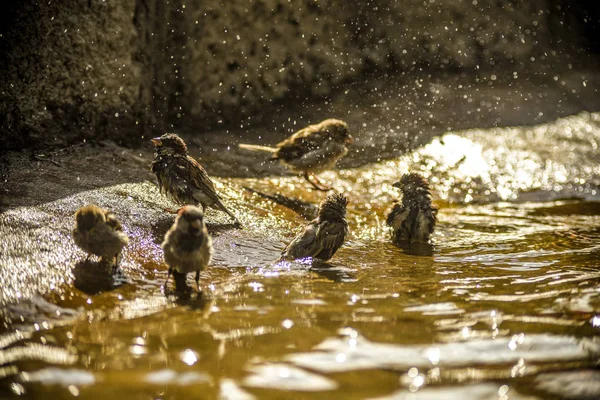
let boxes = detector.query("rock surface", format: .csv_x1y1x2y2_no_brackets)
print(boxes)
0,1,143,150
0,0,596,150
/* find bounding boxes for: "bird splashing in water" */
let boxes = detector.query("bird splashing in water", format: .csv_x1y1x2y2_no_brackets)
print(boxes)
386,173,437,243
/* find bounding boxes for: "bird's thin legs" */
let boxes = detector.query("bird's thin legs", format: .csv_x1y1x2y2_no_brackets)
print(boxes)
111,253,121,275
164,267,173,290
304,172,331,191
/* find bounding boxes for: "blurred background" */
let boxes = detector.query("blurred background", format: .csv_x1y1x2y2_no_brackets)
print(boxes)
1,0,599,151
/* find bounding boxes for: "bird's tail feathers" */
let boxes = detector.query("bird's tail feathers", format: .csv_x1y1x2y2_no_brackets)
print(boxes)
239,143,277,153
215,201,242,227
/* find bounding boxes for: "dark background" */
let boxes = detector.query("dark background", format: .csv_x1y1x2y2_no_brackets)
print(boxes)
1,0,599,152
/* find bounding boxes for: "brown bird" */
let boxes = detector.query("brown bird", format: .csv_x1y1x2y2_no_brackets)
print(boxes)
151,133,240,225
239,119,353,191
162,205,214,290
72,204,129,272
386,173,437,243
280,192,348,262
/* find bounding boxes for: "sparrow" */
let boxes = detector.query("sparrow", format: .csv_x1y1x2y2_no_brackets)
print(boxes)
239,119,353,191
162,205,214,290
280,192,348,262
151,133,240,225
72,204,129,272
386,173,437,243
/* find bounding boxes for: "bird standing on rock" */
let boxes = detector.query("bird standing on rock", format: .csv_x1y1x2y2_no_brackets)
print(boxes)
151,133,240,225
239,119,353,191
386,173,437,243
72,204,129,272
162,205,214,290
280,192,348,262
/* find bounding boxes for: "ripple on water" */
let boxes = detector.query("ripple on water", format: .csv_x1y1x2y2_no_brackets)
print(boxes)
21,368,95,386
220,379,256,400
534,370,600,400
243,363,338,391
286,330,599,373
144,369,211,385
404,302,464,316
370,383,537,400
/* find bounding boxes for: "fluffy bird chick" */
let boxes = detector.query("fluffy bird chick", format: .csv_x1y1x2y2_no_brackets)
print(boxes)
386,173,437,243
72,204,129,271
280,192,348,261
162,205,214,290
151,133,240,225
239,119,353,191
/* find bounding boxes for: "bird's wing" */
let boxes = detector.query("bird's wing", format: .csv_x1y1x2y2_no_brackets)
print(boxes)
423,205,438,235
171,155,223,204
90,223,128,253
386,202,405,227
275,126,327,161
281,221,321,260
104,212,123,231
314,220,347,260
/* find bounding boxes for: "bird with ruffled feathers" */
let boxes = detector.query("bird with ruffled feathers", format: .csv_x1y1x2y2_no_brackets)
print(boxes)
72,204,129,272
151,133,240,225
386,173,437,243
280,192,349,261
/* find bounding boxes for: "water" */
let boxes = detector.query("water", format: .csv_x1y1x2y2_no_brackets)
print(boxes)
1,112,599,399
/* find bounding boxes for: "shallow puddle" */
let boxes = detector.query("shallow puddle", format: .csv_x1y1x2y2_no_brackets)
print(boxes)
1,112,599,399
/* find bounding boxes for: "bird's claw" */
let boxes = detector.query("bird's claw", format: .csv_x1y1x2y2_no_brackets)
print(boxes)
304,173,332,191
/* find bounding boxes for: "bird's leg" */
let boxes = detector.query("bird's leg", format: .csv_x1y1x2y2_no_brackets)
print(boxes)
85,254,90,262
304,172,331,191
112,253,121,275
164,267,173,290
195,271,200,291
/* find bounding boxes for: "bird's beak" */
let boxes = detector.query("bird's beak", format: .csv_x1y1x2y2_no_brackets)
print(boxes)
189,219,201,229
392,182,401,188
151,137,162,146
346,135,354,145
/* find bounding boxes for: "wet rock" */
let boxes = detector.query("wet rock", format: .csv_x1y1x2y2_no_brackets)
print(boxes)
359,0,588,70
1,0,597,150
0,180,286,306
0,1,145,150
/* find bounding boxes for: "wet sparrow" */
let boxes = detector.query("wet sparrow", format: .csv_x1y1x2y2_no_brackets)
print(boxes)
151,133,240,225
162,205,214,290
386,173,437,243
72,204,129,271
239,119,353,191
280,192,348,261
